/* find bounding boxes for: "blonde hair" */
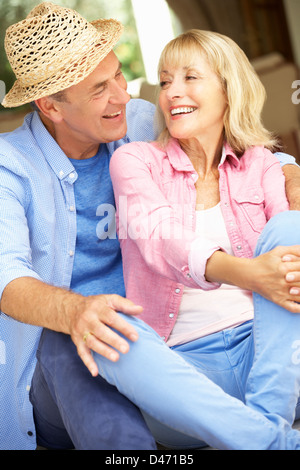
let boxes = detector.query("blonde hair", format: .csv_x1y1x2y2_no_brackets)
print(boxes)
156,30,278,155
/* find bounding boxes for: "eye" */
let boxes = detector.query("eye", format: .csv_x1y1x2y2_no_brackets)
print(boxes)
94,87,105,96
186,75,197,81
159,80,170,89
115,70,123,80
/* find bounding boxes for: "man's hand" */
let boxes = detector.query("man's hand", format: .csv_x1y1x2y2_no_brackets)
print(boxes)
1,278,142,377
68,294,143,376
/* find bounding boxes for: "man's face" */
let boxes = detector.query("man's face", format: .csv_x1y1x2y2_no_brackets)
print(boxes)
55,51,130,155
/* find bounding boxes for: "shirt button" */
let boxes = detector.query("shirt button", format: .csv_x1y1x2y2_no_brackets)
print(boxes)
69,250,74,257
169,313,175,318
69,205,75,212
69,172,75,179
237,245,242,250
26,385,30,392
175,288,181,294
186,273,192,278
59,170,64,178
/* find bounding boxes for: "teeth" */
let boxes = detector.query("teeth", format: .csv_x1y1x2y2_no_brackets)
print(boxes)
104,111,121,118
171,107,196,116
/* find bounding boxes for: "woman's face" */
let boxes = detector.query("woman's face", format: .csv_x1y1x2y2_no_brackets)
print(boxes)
158,51,227,144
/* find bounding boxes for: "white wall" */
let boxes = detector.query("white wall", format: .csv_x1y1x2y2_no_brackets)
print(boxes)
131,0,174,84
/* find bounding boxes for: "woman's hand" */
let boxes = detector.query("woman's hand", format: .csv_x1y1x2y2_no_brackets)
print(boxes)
205,247,300,313
246,246,300,313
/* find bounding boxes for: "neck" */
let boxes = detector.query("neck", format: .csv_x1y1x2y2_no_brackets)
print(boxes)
39,114,100,160
179,135,223,178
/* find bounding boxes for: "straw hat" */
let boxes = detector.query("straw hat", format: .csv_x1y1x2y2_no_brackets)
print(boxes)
2,2,123,107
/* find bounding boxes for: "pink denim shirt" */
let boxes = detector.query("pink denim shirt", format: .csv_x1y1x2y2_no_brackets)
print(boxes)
110,138,289,341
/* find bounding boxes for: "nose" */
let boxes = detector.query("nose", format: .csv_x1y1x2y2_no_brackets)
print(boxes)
166,79,183,101
109,78,130,105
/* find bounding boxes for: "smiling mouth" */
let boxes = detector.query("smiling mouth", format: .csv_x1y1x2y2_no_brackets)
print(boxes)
170,107,197,116
103,111,122,119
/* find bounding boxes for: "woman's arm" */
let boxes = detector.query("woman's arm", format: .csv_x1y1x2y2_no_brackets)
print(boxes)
205,247,300,313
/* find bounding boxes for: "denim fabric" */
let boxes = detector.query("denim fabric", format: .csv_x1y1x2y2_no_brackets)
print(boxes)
31,331,156,450
94,211,300,450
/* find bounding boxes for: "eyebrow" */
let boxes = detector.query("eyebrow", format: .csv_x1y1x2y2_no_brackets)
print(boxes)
89,61,123,94
160,65,197,74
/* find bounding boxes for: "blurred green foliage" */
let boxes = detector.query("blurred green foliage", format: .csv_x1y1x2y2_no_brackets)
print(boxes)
0,0,145,111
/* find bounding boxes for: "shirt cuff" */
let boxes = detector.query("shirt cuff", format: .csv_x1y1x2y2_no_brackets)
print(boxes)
188,237,223,290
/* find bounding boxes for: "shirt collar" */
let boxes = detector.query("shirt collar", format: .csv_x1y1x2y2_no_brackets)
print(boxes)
165,138,240,171
30,111,78,182
221,142,241,168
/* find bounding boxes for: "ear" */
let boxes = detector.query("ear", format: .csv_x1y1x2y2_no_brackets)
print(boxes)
34,96,64,123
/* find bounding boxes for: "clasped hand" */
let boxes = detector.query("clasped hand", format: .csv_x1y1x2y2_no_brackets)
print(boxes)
250,245,300,313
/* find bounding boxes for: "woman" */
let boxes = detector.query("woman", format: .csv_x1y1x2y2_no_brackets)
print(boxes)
94,30,300,449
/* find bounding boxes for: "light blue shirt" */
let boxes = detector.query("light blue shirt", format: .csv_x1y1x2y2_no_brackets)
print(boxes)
0,98,156,450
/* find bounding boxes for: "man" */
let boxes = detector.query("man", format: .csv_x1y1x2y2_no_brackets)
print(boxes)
0,2,156,450
1,1,300,451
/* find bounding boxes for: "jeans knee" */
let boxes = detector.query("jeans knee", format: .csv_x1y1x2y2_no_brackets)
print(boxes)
255,211,300,255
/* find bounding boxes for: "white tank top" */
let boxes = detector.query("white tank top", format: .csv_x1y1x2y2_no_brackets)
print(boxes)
167,203,254,347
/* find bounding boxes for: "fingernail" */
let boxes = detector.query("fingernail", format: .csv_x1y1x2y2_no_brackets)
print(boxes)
129,333,138,342
120,344,129,354
286,273,295,281
109,351,119,361
290,288,299,295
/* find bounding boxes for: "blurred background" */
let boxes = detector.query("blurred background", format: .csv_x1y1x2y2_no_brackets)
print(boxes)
0,0,299,161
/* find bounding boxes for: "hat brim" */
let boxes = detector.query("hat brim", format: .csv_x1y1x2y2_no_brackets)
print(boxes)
2,19,123,108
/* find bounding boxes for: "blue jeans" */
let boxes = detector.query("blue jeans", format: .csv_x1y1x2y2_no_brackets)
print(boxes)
94,211,300,450
30,332,156,450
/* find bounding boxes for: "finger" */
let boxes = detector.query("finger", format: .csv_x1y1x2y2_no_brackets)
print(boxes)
286,272,300,282
283,300,300,314
95,311,139,348
289,287,300,296
85,332,122,362
280,246,300,259
76,342,99,377
106,294,143,316
282,255,300,262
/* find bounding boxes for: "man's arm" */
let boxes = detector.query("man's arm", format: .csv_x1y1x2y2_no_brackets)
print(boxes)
0,277,141,376
282,164,300,210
